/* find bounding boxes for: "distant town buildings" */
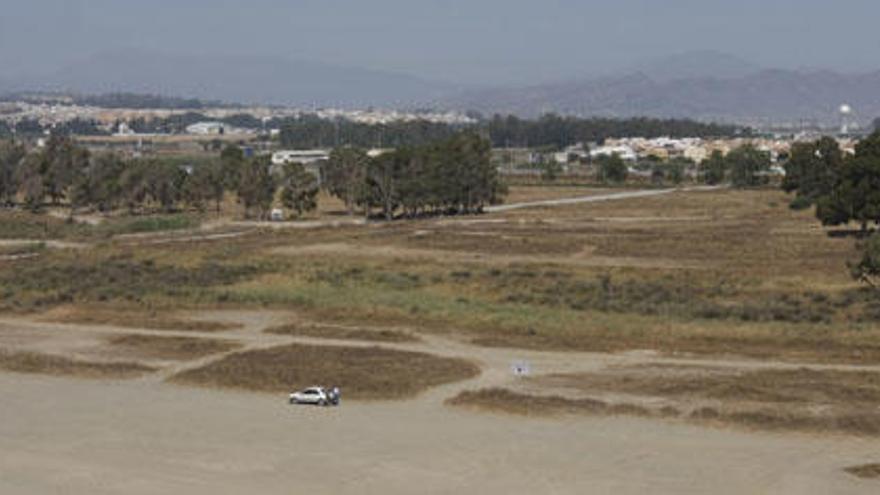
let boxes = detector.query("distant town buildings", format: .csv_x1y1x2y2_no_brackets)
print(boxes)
0,99,475,135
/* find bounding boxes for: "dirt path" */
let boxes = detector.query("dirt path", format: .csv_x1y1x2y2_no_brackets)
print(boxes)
1,310,878,494
270,242,706,270
485,185,722,213
0,239,89,250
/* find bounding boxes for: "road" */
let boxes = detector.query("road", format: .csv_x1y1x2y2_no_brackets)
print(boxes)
485,186,721,213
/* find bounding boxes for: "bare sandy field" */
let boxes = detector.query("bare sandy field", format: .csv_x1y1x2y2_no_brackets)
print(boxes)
1,372,877,495
0,309,878,494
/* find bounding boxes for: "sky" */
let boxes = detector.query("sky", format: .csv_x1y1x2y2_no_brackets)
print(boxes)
2,0,879,86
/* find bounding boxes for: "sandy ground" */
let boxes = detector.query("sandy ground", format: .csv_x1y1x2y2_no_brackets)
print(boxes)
1,373,877,495
0,311,879,494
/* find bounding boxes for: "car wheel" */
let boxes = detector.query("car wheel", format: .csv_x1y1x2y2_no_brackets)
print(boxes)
318,399,326,406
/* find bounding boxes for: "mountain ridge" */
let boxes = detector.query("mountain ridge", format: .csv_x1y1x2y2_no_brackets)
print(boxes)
444,66,880,126
3,50,459,108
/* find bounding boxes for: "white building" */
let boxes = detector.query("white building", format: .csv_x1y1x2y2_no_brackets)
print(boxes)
186,122,226,135
271,150,330,166
590,145,637,162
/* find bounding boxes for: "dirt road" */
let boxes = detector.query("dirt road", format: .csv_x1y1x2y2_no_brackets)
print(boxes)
0,311,877,494
484,186,721,213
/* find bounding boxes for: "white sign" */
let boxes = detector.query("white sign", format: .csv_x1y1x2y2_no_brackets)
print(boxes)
511,361,531,377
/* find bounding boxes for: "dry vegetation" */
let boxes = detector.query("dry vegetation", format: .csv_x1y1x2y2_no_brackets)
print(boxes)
845,463,880,480
264,323,418,343
43,306,243,333
449,365,880,435
0,349,154,379
0,242,45,258
536,365,880,406
446,388,665,418
104,334,242,360
1,188,878,366
169,343,479,399
215,189,879,364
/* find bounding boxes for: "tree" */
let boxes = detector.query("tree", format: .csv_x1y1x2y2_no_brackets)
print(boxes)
727,144,771,188
701,150,727,185
184,161,226,213
816,132,880,231
650,164,665,185
650,161,685,186
147,161,187,212
597,153,628,184
119,160,151,213
16,153,45,212
220,144,245,191
324,147,369,214
43,135,90,204
69,152,125,213
540,158,563,182
441,132,501,213
666,160,686,185
850,233,880,289
0,140,25,205
366,150,405,220
280,163,319,218
237,157,276,219
783,137,842,209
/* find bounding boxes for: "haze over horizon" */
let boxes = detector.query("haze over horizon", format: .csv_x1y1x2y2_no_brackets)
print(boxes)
3,0,880,87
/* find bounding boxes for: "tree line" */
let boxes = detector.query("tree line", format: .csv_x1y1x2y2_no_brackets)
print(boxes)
323,132,505,220
3,111,746,149
0,136,318,219
0,131,504,221
279,113,746,151
699,144,773,188
483,114,747,150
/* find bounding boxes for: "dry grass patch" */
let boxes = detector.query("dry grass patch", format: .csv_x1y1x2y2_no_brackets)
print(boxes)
264,323,418,343
537,366,880,406
447,385,880,436
528,366,880,436
687,407,880,436
446,388,662,418
502,185,606,204
45,306,242,333
104,334,242,361
170,343,479,399
0,350,154,379
845,463,880,479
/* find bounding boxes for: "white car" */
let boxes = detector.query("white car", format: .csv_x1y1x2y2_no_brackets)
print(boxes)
289,387,330,406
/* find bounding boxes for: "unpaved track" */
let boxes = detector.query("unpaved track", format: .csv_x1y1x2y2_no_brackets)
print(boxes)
271,242,706,270
484,186,721,213
0,311,878,494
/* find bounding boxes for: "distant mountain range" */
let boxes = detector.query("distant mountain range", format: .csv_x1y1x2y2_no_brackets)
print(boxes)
3,50,879,127
0,50,457,108
444,52,880,127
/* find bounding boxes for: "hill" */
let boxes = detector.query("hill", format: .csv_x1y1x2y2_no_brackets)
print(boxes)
3,50,456,108
446,52,880,127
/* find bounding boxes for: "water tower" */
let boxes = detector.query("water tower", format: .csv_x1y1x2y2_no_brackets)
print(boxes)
839,104,853,135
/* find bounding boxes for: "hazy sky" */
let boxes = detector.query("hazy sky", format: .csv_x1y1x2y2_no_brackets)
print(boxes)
2,0,879,85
